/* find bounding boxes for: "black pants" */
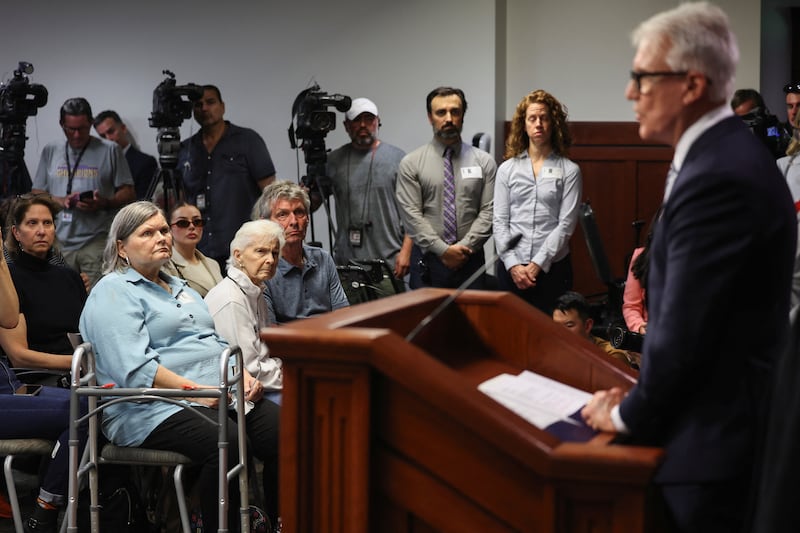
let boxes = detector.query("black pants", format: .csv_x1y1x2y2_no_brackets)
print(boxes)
660,477,749,533
409,245,486,290
496,255,573,315
141,399,280,528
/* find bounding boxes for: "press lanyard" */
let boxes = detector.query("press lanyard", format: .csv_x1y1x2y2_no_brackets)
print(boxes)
65,141,88,195
344,143,377,227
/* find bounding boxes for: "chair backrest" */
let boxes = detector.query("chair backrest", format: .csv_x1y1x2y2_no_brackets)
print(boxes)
472,132,491,153
579,201,614,286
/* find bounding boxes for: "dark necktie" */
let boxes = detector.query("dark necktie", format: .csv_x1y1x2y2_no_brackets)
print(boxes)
442,147,457,244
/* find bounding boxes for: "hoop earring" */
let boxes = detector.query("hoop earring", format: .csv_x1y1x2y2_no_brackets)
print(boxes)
122,256,130,267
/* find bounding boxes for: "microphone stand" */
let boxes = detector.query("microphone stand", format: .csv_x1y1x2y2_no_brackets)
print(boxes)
406,234,522,343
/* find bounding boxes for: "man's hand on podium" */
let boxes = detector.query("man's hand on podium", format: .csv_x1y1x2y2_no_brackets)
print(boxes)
581,387,625,432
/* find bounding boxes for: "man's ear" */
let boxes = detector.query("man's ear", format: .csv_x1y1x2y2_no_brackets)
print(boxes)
682,71,709,105
584,317,594,335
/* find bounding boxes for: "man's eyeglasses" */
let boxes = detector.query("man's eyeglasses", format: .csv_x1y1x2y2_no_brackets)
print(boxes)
171,218,204,229
629,70,688,94
784,82,800,94
62,125,91,135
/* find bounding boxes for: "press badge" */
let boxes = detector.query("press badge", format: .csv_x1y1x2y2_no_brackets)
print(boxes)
196,194,207,210
461,166,482,179
348,226,363,247
61,211,73,223
177,291,195,304
541,167,564,179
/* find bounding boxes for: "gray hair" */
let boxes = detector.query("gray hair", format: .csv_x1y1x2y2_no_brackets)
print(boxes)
632,1,738,104
103,201,165,274
60,97,93,123
251,180,310,220
227,219,286,270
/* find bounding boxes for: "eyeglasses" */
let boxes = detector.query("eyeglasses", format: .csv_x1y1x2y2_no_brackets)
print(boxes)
629,70,688,94
62,125,91,135
171,218,204,228
784,82,800,94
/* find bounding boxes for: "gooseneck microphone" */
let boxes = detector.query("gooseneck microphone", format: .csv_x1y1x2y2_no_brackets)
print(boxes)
405,234,523,343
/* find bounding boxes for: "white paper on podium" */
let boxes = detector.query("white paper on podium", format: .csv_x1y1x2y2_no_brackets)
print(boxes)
478,370,592,428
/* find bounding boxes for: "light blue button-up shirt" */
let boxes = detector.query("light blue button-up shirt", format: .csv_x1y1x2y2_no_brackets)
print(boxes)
493,152,582,272
79,268,228,446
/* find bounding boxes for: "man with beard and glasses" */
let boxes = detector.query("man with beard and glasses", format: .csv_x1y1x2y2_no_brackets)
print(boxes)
321,97,412,280
396,87,495,289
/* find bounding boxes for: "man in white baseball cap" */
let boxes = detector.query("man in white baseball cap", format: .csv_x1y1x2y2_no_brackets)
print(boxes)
321,97,412,283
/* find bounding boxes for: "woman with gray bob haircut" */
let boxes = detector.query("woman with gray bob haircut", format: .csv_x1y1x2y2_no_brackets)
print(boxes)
81,201,280,528
101,200,163,274
206,219,286,405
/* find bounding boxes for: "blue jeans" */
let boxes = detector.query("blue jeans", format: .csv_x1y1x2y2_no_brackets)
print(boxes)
0,386,87,505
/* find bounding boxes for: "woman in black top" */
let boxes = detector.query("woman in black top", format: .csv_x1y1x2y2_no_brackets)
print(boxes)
0,194,86,369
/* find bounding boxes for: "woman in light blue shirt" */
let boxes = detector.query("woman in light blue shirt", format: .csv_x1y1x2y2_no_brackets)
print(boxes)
79,201,279,529
493,90,582,313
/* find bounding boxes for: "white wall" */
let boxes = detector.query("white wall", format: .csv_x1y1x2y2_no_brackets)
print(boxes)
504,0,762,121
2,0,763,246
4,0,496,182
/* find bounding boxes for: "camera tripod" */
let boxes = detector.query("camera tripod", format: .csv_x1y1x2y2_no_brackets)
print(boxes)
145,127,184,213
0,123,34,198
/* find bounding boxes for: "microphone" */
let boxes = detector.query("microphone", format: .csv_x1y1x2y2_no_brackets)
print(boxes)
405,234,523,343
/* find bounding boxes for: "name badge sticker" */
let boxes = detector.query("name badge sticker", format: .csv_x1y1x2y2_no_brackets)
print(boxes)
541,167,564,179
177,291,196,304
461,166,483,179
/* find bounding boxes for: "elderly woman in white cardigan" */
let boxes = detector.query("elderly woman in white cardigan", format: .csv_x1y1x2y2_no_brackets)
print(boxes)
205,219,285,405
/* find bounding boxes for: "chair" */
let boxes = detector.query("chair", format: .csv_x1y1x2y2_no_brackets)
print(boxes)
472,132,492,153
337,264,376,305
337,258,404,306
0,438,56,533
66,342,251,533
578,201,625,330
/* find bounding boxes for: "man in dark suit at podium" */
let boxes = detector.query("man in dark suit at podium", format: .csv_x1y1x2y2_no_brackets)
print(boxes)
94,110,158,200
581,3,796,533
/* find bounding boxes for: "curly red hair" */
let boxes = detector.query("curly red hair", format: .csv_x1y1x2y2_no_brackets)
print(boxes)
504,89,572,160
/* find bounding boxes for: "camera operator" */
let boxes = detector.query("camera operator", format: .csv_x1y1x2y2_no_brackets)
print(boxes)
93,110,158,200
785,81,800,141
730,88,791,159
321,98,412,279
32,97,134,288
177,85,276,271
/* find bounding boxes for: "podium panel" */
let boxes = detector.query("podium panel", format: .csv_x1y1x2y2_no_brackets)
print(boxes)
262,289,665,533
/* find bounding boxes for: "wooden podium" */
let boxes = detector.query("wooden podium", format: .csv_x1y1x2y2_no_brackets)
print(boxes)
261,289,665,533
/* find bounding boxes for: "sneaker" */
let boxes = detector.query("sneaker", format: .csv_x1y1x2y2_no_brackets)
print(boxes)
23,505,58,533
23,516,57,533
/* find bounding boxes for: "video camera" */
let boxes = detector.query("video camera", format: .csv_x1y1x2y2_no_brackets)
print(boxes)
290,85,351,142
145,70,202,212
740,107,792,159
0,62,47,125
288,84,351,195
0,62,47,162
148,70,203,130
